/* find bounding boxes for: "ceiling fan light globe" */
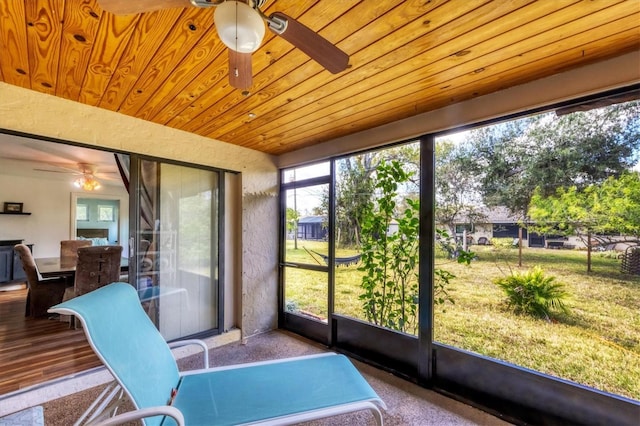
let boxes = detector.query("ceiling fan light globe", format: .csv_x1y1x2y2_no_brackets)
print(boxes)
214,1,265,53
74,175,101,191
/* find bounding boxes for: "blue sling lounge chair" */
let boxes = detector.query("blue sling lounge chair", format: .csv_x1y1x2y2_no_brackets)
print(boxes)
49,282,386,425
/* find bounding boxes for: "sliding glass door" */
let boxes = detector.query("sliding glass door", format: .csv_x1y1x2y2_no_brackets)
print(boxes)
132,157,222,340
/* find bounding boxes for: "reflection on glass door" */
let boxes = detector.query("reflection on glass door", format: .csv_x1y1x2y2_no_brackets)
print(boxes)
136,159,220,340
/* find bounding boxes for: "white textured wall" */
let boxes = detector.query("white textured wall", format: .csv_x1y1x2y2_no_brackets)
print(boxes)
0,83,279,337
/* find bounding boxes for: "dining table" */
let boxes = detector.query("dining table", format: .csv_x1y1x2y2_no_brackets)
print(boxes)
35,256,129,279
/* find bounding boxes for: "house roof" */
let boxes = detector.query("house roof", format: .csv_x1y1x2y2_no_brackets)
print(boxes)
0,1,637,156
454,206,521,224
298,216,325,224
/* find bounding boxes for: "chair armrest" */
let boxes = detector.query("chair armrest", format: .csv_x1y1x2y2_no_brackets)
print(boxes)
168,339,209,369
91,405,185,426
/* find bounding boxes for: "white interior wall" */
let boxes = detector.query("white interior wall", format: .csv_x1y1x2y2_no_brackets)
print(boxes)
0,173,128,258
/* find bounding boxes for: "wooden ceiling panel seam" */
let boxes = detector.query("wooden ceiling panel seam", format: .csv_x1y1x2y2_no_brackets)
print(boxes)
97,8,185,111
228,1,636,148
211,0,570,146
130,32,229,121
0,1,30,88
194,0,473,141
265,32,640,154
114,7,217,115
166,1,359,133
93,12,152,107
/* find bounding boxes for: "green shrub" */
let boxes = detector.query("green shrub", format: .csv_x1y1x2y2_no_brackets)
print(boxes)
493,266,570,320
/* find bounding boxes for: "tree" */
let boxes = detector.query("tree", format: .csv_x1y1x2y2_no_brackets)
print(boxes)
528,172,640,271
435,139,485,239
334,144,420,248
464,102,640,216
359,159,473,334
335,154,377,247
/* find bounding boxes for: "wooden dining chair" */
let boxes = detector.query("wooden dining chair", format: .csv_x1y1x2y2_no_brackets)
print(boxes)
73,245,123,298
14,244,68,317
60,239,92,265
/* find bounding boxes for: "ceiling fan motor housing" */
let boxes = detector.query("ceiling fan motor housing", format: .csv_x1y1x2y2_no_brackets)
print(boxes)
214,1,265,53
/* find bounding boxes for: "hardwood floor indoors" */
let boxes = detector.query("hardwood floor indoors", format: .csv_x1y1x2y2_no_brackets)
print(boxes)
0,285,101,396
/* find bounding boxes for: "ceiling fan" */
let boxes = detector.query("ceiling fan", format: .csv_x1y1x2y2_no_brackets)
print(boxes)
97,0,349,89
34,162,117,190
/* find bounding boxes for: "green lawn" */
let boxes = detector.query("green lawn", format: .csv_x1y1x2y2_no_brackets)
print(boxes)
284,240,640,401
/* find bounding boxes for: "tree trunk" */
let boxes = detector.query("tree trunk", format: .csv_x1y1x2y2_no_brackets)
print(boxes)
518,227,523,267
587,232,592,273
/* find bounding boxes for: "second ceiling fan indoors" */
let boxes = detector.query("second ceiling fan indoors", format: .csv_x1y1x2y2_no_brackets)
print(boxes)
99,0,349,89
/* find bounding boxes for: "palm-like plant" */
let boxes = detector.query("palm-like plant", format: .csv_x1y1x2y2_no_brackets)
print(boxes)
494,266,570,320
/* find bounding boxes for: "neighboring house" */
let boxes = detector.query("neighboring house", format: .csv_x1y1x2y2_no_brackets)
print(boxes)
450,206,528,246
452,206,636,250
293,216,398,241
296,216,327,241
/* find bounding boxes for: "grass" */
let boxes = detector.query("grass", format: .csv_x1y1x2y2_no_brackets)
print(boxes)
284,240,640,401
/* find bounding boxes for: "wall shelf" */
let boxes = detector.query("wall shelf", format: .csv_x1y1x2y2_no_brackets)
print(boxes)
0,212,31,215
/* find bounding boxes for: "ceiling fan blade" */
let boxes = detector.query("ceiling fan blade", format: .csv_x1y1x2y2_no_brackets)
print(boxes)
44,162,84,173
268,12,349,74
97,0,193,15
33,168,77,174
228,50,253,90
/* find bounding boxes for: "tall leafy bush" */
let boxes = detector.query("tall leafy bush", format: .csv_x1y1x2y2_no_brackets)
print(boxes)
359,160,472,334
359,160,419,333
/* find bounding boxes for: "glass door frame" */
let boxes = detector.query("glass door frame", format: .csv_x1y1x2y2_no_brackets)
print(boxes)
128,154,226,339
278,171,333,344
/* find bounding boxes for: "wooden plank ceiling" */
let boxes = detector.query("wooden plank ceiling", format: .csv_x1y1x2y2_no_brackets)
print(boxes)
0,0,638,155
